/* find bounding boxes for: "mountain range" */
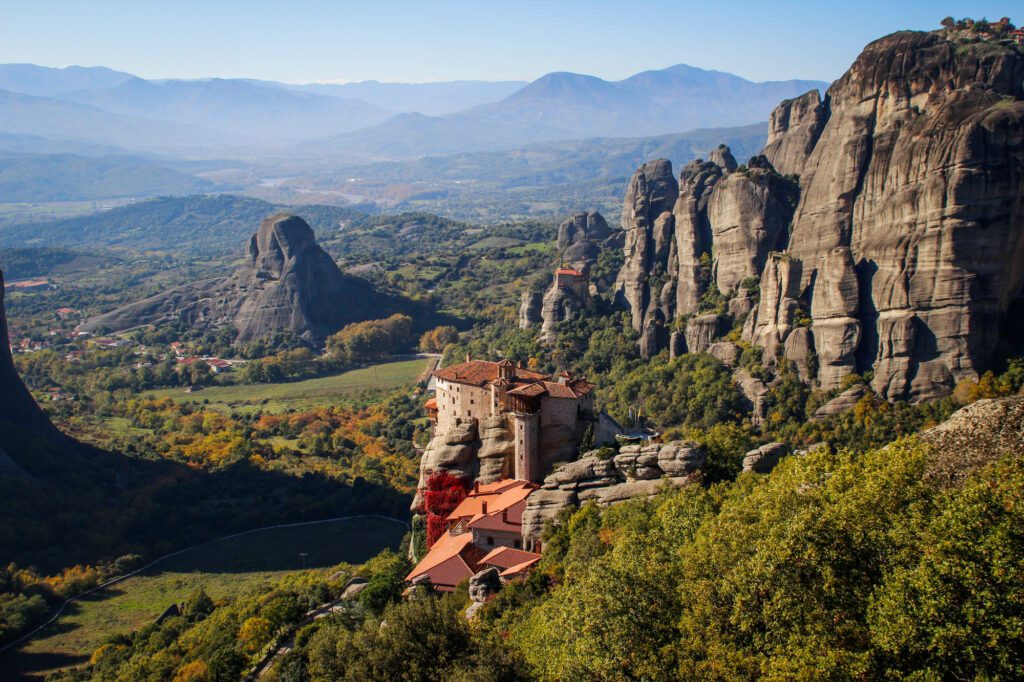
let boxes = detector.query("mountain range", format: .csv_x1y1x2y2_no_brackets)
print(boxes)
0,62,825,158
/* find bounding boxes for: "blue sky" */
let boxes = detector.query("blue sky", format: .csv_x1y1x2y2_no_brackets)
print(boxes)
0,1,1020,84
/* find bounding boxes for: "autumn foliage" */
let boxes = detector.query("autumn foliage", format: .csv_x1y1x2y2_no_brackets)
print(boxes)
423,471,469,547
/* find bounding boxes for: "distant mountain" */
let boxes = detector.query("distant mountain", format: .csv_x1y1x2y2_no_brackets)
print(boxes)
0,132,129,156
0,63,133,97
59,77,395,140
0,89,242,152
274,80,528,115
306,64,826,159
0,151,217,201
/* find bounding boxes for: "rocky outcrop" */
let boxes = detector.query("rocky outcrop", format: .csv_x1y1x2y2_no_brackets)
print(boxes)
744,253,803,365
540,282,586,341
615,31,1024,402
469,567,502,603
521,210,618,337
709,144,738,172
809,247,861,390
763,89,827,177
616,148,797,358
742,442,788,473
685,314,725,354
522,442,706,539
518,291,543,328
783,32,1024,400
812,383,869,419
558,210,612,251
734,369,770,425
706,167,797,294
0,270,71,469
920,396,1024,487
708,341,741,368
83,214,386,345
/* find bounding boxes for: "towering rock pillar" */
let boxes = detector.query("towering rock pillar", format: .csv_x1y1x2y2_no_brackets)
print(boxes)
513,411,540,482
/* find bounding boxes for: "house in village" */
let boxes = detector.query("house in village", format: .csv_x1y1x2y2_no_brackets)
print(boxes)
406,480,542,592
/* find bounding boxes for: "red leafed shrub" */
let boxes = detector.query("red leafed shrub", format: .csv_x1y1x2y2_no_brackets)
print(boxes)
424,471,469,547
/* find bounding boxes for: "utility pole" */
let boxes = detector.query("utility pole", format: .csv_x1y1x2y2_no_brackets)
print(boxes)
299,552,308,569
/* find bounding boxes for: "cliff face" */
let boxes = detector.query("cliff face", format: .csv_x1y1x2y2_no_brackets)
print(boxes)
614,30,1024,400
615,152,797,357
83,214,385,345
0,271,71,471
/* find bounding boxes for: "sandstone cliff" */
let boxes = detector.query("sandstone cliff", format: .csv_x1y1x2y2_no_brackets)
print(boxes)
615,30,1024,400
83,214,386,345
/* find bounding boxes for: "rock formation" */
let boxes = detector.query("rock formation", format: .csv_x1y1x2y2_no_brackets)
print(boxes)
520,441,707,541
762,89,827,177
614,148,798,358
742,442,788,474
520,210,621,340
83,214,386,345
614,30,1024,401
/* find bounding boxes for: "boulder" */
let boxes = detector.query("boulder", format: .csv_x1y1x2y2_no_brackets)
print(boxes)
469,567,502,603
520,488,577,542
708,341,742,368
656,441,707,476
743,442,788,474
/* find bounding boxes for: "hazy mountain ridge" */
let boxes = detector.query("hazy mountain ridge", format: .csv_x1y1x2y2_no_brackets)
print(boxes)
308,65,825,159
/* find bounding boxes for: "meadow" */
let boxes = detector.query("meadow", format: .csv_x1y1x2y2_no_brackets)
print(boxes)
142,357,430,414
3,516,408,679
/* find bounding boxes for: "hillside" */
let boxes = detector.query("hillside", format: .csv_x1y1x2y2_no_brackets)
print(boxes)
0,152,216,202
0,195,365,255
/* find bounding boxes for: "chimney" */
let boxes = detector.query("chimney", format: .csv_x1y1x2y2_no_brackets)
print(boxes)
473,481,479,494
481,501,488,514
465,352,471,363
502,509,508,524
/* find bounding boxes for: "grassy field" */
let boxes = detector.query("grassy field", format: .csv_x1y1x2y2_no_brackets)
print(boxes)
141,357,429,414
3,517,407,679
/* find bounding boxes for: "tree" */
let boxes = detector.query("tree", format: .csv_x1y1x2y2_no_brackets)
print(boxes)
238,616,273,654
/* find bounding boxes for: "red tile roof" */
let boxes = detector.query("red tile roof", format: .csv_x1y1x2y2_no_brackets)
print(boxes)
447,480,536,522
424,397,438,410
434,359,548,388
405,530,488,591
480,546,542,570
556,268,584,277
499,557,541,579
467,511,521,534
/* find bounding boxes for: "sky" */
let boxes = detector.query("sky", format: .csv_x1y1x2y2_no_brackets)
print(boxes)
0,1,1020,85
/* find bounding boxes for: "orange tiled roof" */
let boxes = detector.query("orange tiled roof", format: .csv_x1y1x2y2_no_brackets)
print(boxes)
499,557,541,579
467,511,521,533
447,480,536,522
434,360,548,388
556,268,584,277
424,397,438,410
405,530,487,591
480,546,542,570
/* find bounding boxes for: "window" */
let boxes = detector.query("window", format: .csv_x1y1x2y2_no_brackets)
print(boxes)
514,540,522,549
487,537,494,546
